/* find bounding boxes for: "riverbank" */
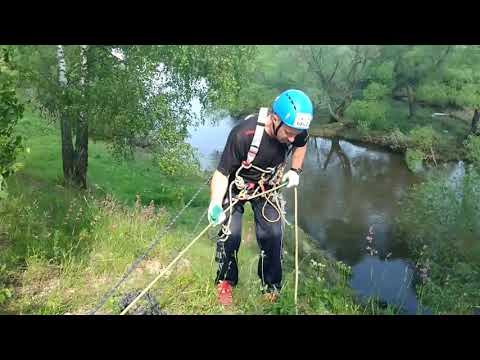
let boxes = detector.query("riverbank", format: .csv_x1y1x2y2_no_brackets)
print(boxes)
309,101,472,163
310,122,465,161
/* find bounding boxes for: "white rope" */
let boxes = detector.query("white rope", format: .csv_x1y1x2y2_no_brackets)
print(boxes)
294,186,299,315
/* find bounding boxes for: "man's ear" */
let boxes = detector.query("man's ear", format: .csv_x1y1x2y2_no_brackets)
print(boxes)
271,113,280,125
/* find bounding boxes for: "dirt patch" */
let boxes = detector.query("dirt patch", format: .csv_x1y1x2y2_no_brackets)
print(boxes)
18,273,61,300
133,257,192,279
144,259,163,274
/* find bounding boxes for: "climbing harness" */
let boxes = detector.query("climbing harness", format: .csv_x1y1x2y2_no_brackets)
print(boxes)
243,107,268,168
219,107,290,245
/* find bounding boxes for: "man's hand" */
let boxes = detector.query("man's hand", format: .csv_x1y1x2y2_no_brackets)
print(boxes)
208,202,226,225
282,170,300,188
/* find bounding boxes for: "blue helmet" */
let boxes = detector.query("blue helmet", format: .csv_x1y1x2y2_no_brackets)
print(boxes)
272,89,314,130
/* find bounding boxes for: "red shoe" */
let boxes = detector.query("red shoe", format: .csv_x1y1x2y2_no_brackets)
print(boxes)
217,280,233,306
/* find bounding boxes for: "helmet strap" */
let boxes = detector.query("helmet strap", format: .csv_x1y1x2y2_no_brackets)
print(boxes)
273,119,283,137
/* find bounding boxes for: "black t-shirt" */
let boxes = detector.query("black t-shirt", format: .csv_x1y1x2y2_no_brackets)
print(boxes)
217,115,308,183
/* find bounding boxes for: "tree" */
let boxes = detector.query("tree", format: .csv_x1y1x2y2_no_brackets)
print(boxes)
383,45,453,118
0,46,24,199
298,45,381,122
227,45,332,120
15,45,255,188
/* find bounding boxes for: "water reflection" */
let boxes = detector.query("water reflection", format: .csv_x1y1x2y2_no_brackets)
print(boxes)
350,256,428,314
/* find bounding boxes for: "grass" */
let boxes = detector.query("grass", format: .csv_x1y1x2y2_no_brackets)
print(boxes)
0,109,382,315
14,110,209,209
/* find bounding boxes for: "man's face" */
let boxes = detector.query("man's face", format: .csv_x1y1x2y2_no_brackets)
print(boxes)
275,120,303,144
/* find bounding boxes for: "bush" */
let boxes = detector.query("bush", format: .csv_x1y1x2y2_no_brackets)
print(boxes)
0,264,13,306
363,82,390,101
454,84,480,108
386,128,409,151
416,82,452,107
347,100,390,133
405,148,425,172
368,61,395,85
405,126,441,170
396,169,480,313
409,126,440,153
0,47,24,199
155,142,201,177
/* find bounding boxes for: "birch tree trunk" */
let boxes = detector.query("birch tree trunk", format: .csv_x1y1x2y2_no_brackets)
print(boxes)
73,45,89,188
57,45,74,183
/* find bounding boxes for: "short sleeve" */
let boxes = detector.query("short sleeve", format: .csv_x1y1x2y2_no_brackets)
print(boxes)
291,130,309,148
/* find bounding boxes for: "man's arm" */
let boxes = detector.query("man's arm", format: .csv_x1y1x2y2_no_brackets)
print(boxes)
210,170,229,205
291,143,308,170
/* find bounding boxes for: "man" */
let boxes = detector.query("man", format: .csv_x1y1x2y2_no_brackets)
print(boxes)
207,89,314,306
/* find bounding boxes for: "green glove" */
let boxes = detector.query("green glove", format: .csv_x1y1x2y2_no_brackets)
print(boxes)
208,202,226,225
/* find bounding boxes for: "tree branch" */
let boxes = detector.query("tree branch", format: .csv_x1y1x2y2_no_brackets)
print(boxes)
434,45,452,68
328,60,341,85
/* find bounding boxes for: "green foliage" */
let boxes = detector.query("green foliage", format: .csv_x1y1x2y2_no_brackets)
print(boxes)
417,74,480,109
454,84,480,108
227,46,320,118
397,175,461,251
363,82,390,100
417,261,480,314
404,126,441,171
0,46,24,198
367,61,395,85
347,99,390,132
414,47,480,109
405,148,425,172
14,45,255,183
409,126,440,153
443,66,476,86
229,82,279,118
0,264,13,307
347,79,393,132
384,46,452,86
416,82,452,107
464,134,480,166
396,168,480,313
155,142,200,177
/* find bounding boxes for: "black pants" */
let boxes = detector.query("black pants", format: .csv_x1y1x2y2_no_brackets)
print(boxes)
215,188,284,292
